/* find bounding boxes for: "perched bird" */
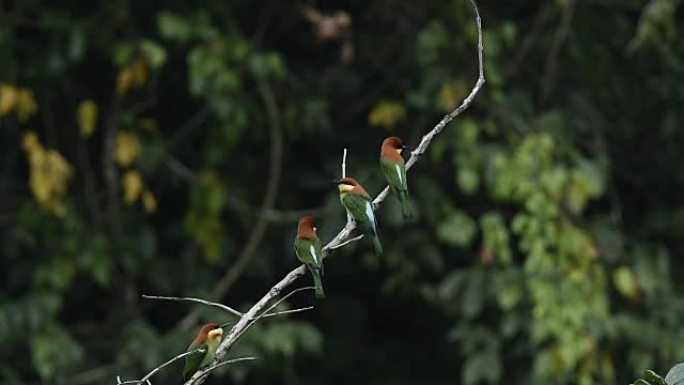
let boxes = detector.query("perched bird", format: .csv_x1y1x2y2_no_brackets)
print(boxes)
183,323,224,381
380,136,412,219
294,216,325,298
336,177,383,256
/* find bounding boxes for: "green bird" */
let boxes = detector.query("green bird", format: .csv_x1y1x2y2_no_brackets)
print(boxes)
183,323,223,381
380,136,412,219
336,177,383,256
294,215,325,298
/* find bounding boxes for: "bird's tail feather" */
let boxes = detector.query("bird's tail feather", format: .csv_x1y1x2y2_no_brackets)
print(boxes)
398,190,412,219
311,268,325,298
372,233,383,257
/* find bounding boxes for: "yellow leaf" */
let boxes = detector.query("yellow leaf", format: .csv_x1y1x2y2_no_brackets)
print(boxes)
76,100,98,137
22,132,73,217
437,82,465,112
22,131,41,152
16,88,37,122
612,266,641,302
116,68,134,95
132,59,148,88
0,84,18,116
142,189,157,213
115,131,141,167
122,170,144,204
368,100,406,129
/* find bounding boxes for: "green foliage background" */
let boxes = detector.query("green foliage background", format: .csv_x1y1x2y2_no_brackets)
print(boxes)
1,0,683,384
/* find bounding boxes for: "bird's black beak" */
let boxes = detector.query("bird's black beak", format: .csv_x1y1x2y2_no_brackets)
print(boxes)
220,321,235,328
402,145,411,150
330,179,341,186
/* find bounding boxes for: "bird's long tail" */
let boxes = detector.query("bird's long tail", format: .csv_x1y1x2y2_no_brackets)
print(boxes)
398,190,412,219
311,267,325,298
371,232,383,257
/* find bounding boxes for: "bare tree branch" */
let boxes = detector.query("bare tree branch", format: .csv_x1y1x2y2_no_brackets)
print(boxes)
117,348,205,385
328,234,365,250
262,306,315,318
540,0,575,102
184,277,310,384
195,356,258,378
122,1,485,384
142,294,243,318
185,2,485,384
326,0,485,250
226,286,315,348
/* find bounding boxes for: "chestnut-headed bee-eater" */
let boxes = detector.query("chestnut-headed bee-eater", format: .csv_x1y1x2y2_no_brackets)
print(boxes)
380,136,412,219
183,323,223,381
294,216,325,298
336,177,383,256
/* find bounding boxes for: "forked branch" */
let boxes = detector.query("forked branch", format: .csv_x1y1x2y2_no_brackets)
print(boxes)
187,1,484,384
120,0,485,383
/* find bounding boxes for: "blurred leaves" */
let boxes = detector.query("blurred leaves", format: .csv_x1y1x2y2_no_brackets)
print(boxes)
0,84,37,122
115,131,142,167
76,99,98,137
30,326,83,380
0,1,683,385
185,170,227,263
368,100,407,129
22,132,73,217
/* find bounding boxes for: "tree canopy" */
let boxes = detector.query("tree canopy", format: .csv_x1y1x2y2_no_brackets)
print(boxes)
1,1,683,384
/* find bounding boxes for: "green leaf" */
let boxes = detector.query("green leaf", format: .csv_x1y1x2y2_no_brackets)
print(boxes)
248,52,286,81
462,351,501,385
30,326,83,380
612,266,640,301
140,39,167,69
416,21,448,66
368,100,407,129
437,209,477,247
457,167,480,195
644,369,667,385
113,42,135,66
157,11,192,42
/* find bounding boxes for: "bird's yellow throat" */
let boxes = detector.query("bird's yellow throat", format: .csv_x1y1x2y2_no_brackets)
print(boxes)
208,328,223,342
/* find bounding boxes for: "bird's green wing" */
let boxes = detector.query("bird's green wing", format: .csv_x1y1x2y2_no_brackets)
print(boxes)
381,156,411,219
294,237,323,269
342,193,378,234
380,156,408,191
295,237,325,297
183,341,208,381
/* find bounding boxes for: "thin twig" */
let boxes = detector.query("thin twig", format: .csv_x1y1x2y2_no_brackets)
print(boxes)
342,148,347,178
118,348,205,384
507,2,554,78
179,82,284,330
229,287,315,348
146,105,211,174
328,234,365,250
262,306,315,318
142,295,242,318
539,0,575,102
184,280,310,384
165,156,198,182
341,148,352,222
188,357,258,384
226,196,326,223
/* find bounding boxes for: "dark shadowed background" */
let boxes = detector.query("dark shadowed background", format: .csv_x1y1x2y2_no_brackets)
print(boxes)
1,0,684,384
